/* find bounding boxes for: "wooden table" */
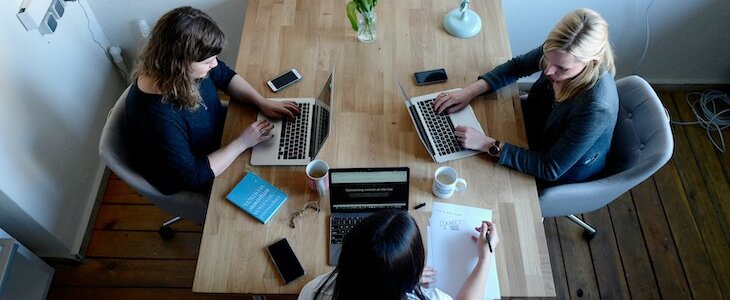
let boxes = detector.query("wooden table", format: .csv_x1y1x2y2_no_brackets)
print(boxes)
193,0,555,297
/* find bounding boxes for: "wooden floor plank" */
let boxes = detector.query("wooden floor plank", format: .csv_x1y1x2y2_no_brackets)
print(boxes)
555,217,600,299
94,204,202,232
52,259,197,288
665,91,730,297
654,160,724,299
631,178,692,299
542,218,570,300
608,193,661,299
85,231,201,259
103,178,150,205
581,207,630,299
673,91,730,244
47,287,297,300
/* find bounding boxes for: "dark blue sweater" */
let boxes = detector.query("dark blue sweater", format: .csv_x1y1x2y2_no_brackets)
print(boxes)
479,46,618,184
124,60,236,194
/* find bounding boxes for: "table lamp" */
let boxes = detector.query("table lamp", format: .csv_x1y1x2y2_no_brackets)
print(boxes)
444,0,482,38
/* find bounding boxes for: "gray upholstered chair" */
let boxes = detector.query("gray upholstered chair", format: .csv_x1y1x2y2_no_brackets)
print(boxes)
99,86,209,238
539,75,673,239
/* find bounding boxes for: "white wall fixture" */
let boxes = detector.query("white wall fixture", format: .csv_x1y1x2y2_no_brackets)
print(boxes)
17,0,64,34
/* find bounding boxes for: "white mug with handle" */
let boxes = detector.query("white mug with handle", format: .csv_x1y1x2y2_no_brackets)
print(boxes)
432,166,467,199
306,160,330,197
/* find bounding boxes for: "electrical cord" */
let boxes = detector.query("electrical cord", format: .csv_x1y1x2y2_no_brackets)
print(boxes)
633,0,655,74
670,90,730,152
77,0,107,55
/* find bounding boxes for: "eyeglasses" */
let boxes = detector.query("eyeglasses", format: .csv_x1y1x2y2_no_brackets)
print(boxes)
289,201,321,228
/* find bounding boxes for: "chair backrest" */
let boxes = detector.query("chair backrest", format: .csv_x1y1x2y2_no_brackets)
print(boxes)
539,75,674,217
98,86,208,224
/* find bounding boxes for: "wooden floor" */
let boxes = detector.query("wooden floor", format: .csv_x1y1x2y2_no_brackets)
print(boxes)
47,90,729,300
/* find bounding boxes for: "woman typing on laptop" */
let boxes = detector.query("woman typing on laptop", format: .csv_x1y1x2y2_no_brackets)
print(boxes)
433,8,618,186
298,210,499,300
125,6,300,195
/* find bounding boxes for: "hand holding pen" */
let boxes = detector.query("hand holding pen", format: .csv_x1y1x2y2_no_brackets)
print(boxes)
472,221,499,258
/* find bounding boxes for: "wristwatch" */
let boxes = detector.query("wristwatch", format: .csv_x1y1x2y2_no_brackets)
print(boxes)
487,141,502,157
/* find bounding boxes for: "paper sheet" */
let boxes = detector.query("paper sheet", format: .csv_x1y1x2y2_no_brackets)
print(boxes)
426,201,500,300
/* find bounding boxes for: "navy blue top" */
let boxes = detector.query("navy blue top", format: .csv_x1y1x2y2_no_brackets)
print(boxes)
124,60,236,194
479,46,618,185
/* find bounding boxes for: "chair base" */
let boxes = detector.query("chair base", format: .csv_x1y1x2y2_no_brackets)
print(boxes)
566,215,597,241
158,216,183,240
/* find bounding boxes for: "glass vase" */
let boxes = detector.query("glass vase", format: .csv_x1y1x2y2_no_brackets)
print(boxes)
357,11,377,43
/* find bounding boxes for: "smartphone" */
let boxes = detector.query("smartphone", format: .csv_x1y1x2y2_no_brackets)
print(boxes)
414,68,448,85
266,238,305,284
267,68,302,92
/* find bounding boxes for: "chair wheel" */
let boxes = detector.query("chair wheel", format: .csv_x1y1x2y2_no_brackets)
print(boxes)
158,225,175,240
583,228,597,241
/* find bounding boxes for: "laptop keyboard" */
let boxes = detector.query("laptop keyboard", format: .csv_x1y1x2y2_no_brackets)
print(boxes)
330,216,366,245
417,99,464,156
278,103,310,160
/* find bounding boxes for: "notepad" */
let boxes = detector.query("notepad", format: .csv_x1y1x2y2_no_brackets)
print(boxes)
427,201,501,300
226,172,288,224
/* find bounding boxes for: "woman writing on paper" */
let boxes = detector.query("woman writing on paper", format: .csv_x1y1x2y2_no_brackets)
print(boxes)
298,210,499,300
125,6,300,195
433,8,618,186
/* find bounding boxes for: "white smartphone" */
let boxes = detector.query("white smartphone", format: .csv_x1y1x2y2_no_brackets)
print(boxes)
267,68,302,92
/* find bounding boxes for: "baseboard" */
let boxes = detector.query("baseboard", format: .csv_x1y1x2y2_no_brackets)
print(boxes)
74,165,110,261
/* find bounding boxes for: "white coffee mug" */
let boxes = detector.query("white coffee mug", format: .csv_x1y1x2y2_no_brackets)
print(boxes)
432,166,467,199
306,160,330,197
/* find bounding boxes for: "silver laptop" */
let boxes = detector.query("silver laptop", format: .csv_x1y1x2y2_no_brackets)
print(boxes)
251,70,334,165
394,75,486,163
328,167,410,265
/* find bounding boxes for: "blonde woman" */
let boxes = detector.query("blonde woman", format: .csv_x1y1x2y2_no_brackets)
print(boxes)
434,8,618,186
125,7,299,195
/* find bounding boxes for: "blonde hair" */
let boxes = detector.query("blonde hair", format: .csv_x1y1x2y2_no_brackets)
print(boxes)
133,6,226,110
541,8,615,102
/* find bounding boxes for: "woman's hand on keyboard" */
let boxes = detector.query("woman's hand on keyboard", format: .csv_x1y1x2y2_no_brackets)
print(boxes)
433,89,472,114
237,119,275,150
258,100,300,120
454,126,495,152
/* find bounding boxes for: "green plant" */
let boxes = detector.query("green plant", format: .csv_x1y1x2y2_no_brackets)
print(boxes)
346,0,378,31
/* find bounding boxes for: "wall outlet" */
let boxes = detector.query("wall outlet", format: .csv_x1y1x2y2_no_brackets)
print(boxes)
38,12,57,35
49,0,64,19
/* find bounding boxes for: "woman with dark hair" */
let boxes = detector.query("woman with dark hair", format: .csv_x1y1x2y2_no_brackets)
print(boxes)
125,6,299,195
434,8,618,186
298,210,499,300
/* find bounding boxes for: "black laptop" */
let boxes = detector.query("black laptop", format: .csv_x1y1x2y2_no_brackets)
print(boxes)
328,167,410,265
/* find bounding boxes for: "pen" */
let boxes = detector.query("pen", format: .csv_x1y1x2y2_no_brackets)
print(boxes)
486,230,493,253
414,202,426,210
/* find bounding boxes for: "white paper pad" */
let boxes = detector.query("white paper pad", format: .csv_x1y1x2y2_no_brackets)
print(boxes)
426,201,500,300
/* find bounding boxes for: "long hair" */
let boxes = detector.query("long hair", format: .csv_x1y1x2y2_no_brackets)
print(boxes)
315,210,428,300
540,8,615,102
133,6,226,110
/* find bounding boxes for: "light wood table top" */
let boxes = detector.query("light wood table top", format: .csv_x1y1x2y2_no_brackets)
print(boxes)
194,0,555,297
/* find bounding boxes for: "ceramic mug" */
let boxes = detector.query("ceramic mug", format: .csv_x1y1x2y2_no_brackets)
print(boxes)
306,160,330,197
432,166,467,199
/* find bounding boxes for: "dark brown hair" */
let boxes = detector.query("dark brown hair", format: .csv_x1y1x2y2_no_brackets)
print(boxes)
134,6,226,109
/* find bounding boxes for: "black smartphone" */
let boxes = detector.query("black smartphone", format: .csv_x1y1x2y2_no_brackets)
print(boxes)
266,238,305,284
267,68,302,92
414,68,448,85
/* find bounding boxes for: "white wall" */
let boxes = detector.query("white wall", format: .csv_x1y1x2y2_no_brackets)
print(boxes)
86,0,247,78
503,0,730,84
0,0,123,258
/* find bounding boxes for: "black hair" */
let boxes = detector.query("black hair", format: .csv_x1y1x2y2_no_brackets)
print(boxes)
314,210,428,300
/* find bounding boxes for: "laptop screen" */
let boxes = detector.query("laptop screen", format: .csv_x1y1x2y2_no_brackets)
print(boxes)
329,167,409,212
309,70,334,159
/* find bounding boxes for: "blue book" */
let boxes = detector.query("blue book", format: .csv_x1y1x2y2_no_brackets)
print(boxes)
226,172,288,224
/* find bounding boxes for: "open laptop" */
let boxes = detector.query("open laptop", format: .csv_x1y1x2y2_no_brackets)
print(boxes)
328,167,409,265
394,75,486,163
251,69,334,165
